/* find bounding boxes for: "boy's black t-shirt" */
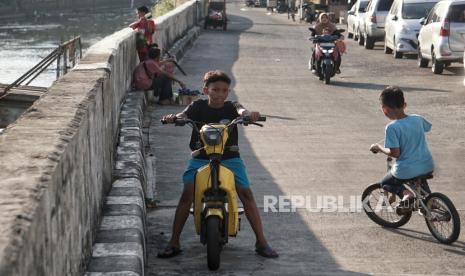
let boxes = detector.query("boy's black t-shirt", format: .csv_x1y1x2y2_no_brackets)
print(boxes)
183,99,240,160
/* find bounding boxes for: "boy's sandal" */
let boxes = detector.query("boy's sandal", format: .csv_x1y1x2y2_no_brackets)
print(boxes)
157,245,182,258
255,244,279,258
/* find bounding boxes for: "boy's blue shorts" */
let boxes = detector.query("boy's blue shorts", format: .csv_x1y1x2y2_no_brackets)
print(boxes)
182,157,250,188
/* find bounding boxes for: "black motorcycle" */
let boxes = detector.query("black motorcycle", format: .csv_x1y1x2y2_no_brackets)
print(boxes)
309,28,344,85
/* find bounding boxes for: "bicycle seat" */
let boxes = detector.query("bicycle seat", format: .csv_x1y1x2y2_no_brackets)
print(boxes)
401,172,434,183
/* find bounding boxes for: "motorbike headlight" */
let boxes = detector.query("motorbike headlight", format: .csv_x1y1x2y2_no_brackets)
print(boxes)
322,49,334,54
202,127,223,146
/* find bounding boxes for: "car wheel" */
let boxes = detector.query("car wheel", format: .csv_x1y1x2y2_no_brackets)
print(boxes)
384,37,392,54
417,45,428,68
358,30,364,46
393,38,403,59
364,34,375,49
431,50,444,74
348,26,353,39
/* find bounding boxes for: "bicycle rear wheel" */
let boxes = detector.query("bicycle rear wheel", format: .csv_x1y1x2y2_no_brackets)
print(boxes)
362,183,412,228
424,193,461,244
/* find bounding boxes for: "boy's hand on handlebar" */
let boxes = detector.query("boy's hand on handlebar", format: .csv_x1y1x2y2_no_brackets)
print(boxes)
370,143,381,154
162,114,178,123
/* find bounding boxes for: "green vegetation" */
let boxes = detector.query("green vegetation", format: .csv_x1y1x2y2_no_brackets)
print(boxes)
153,0,175,17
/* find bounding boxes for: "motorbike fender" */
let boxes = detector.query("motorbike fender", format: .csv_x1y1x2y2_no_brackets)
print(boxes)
194,164,239,236
205,208,223,219
321,58,334,70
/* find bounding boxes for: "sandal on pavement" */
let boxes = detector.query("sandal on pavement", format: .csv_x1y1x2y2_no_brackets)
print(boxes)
157,245,182,258
255,244,279,258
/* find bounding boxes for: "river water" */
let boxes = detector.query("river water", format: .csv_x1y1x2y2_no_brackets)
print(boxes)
0,7,137,87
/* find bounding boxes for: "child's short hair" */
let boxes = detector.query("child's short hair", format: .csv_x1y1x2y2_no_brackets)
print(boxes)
137,6,149,14
380,86,405,109
148,47,160,59
203,70,231,87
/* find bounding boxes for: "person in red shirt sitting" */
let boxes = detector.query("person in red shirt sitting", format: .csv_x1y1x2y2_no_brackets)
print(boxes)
129,6,156,61
133,47,186,105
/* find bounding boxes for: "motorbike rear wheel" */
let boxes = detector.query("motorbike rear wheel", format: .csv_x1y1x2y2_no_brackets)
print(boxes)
206,216,222,270
362,183,412,228
424,193,461,244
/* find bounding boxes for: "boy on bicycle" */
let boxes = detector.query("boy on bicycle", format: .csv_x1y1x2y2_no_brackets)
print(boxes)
158,70,278,258
370,86,434,204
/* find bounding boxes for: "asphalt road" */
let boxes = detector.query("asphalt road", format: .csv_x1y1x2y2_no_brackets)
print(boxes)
145,2,465,275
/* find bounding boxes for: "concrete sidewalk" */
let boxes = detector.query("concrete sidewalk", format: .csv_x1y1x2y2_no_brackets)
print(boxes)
145,2,465,275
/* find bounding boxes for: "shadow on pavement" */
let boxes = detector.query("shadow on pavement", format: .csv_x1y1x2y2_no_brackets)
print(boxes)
332,81,449,93
385,227,465,255
145,6,367,276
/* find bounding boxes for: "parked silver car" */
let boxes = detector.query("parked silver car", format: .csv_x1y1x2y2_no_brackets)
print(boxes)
384,0,439,58
417,0,465,74
347,0,369,40
361,0,395,49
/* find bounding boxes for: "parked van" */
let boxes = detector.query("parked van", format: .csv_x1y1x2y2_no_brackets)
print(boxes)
384,0,439,58
361,0,395,49
417,0,465,74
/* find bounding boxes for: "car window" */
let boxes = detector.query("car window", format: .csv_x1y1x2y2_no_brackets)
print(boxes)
390,0,398,15
350,3,357,12
402,2,437,19
359,1,369,11
378,0,394,11
426,6,436,23
366,0,373,11
447,4,465,23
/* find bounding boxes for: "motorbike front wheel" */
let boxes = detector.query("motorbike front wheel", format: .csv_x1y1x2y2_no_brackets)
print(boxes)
206,216,222,270
324,64,332,84
424,193,461,244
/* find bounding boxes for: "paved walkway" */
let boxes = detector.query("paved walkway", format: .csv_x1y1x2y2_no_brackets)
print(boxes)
145,2,465,275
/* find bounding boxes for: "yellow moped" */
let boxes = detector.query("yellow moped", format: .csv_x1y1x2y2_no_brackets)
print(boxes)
162,115,265,270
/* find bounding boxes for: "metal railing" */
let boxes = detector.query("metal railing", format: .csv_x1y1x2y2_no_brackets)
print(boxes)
0,36,82,99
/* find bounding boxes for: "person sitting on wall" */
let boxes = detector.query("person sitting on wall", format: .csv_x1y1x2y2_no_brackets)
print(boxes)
133,47,186,105
129,6,156,61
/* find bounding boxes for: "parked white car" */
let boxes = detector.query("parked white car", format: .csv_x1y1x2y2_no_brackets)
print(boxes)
384,0,439,58
347,0,369,40
417,0,465,74
360,0,395,49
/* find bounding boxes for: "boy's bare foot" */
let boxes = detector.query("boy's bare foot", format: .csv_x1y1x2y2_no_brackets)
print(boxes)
255,243,278,258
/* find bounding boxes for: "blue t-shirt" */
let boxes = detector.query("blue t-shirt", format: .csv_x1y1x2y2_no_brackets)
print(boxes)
385,114,434,179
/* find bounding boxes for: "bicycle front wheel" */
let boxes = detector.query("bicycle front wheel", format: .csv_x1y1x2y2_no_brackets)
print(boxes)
424,193,461,244
362,183,412,228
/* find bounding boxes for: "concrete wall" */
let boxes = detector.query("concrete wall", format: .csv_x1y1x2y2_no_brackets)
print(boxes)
0,1,202,275
154,0,206,51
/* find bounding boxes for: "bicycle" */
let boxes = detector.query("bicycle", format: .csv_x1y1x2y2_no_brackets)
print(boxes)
362,157,461,244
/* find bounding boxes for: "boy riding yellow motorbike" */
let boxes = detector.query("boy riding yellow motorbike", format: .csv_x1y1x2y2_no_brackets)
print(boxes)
158,70,278,265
